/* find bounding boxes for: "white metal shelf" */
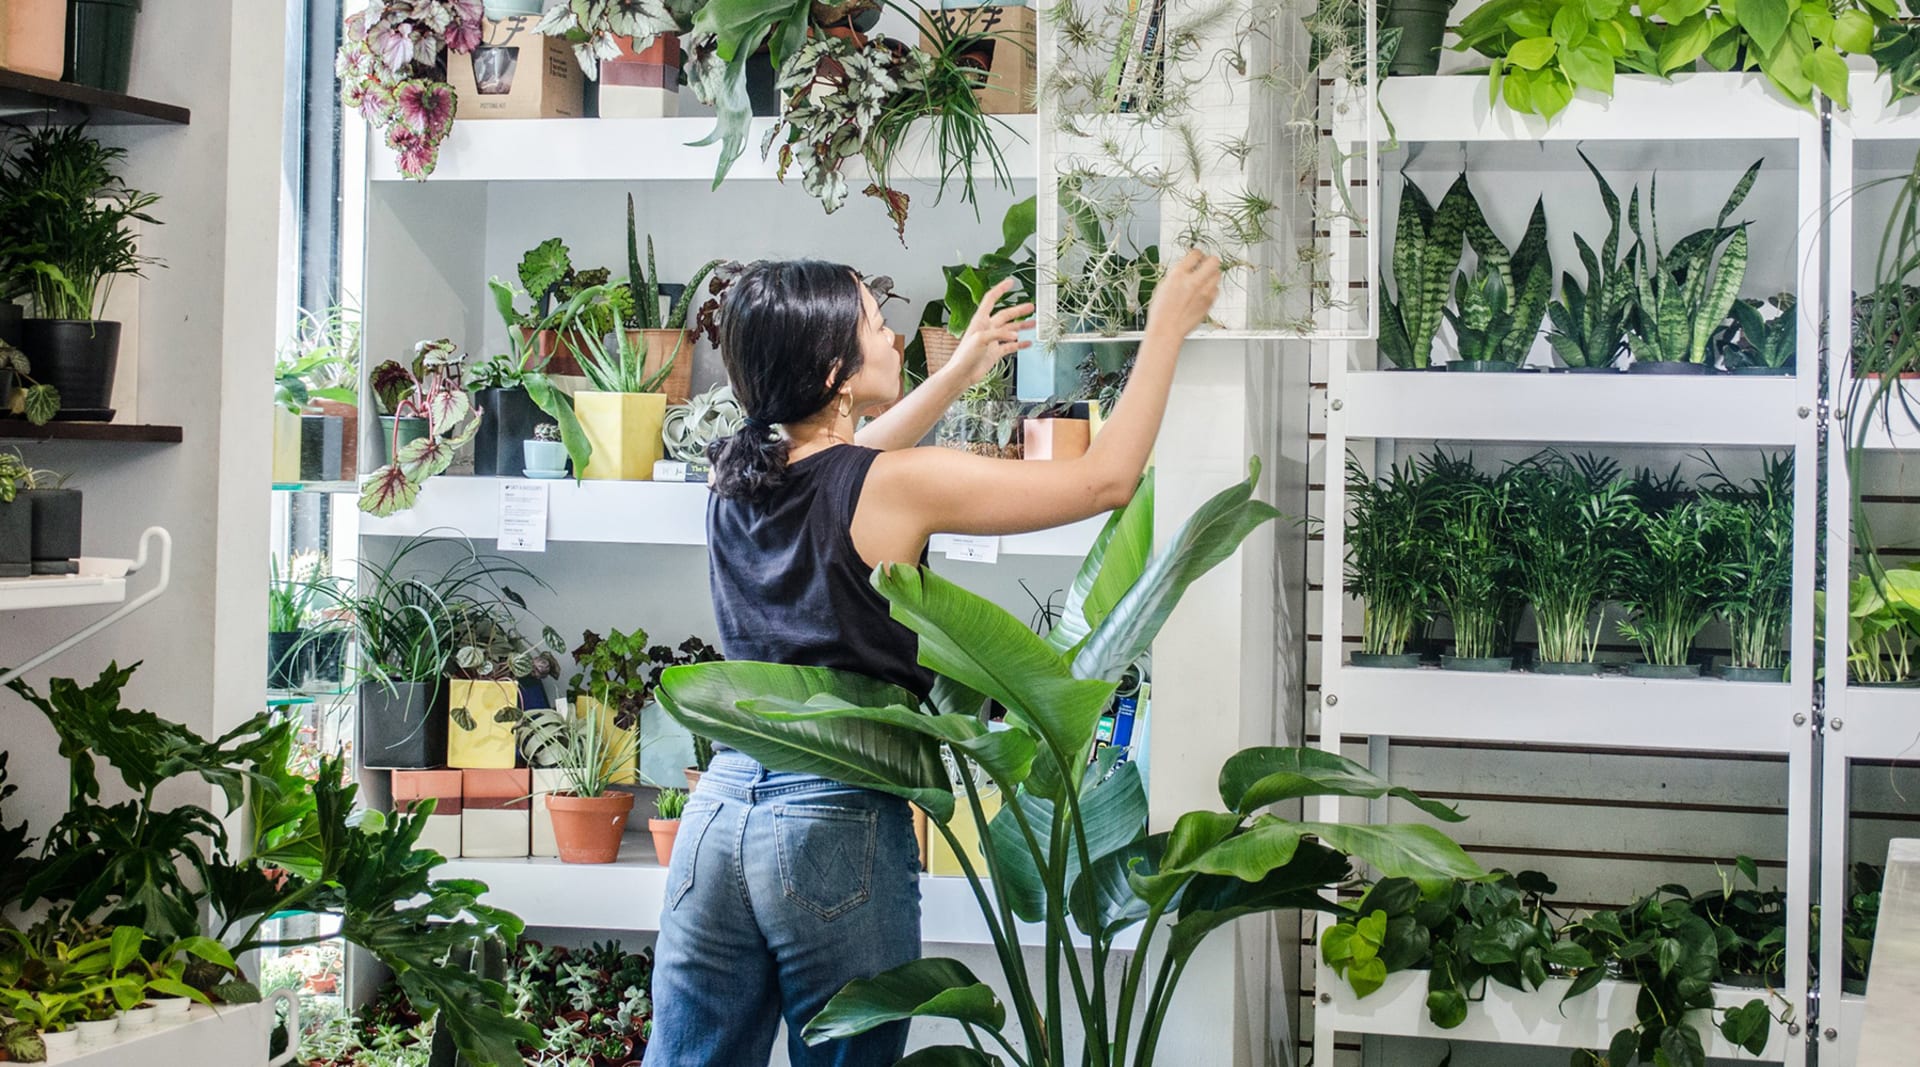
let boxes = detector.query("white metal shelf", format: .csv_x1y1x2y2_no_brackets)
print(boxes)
1355,72,1816,145
1335,371,1812,446
371,114,1038,183
0,573,127,610
1325,667,1801,754
438,854,1135,948
1841,72,1920,141
1830,688,1920,763
1320,970,1790,1060
360,476,1104,557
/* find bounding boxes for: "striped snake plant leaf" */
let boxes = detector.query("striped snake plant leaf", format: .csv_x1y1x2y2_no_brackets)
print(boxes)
1385,174,1471,368
1502,198,1554,365
1692,227,1750,364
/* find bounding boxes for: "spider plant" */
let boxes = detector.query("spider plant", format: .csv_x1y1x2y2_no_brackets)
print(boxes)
1426,456,1516,663
1379,174,1471,369
556,283,674,395
1616,497,1727,671
1546,153,1635,371
1505,453,1636,668
1625,161,1759,368
1703,454,1795,675
1344,455,1441,660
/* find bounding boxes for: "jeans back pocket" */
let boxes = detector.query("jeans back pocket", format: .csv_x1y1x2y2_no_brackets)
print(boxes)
773,803,877,921
665,800,723,911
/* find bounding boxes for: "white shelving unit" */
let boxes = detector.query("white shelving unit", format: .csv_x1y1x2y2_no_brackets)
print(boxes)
0,573,128,611
1313,72,1824,1065
0,528,174,689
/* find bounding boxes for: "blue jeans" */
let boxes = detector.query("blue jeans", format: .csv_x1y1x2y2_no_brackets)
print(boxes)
645,751,923,1067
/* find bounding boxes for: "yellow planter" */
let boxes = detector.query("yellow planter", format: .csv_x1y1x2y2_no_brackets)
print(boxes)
447,679,522,769
574,391,666,480
572,694,638,784
271,408,302,483
929,787,1003,877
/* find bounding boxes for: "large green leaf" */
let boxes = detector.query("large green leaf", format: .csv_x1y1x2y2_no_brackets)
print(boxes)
1166,841,1352,962
1069,833,1166,938
741,695,1037,797
1217,748,1466,822
1129,810,1244,907
802,958,1005,1044
1049,471,1154,653
1179,817,1485,894
1072,459,1279,682
875,564,1116,764
656,661,957,820
988,759,1148,923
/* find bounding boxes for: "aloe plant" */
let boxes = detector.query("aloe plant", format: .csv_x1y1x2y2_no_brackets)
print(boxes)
1380,175,1472,369
656,463,1486,1067
1345,455,1442,657
1547,153,1636,370
1458,191,1551,366
1506,453,1636,665
1626,162,1760,367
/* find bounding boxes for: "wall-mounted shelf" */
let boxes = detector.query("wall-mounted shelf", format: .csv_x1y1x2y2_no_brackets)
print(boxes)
0,573,127,611
0,422,183,443
0,528,171,688
0,69,190,126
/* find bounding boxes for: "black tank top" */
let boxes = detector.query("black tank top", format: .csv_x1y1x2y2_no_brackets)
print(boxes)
708,444,935,699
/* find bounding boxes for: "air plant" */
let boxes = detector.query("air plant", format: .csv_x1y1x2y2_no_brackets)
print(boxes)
1344,455,1441,658
1505,453,1636,666
1547,153,1635,371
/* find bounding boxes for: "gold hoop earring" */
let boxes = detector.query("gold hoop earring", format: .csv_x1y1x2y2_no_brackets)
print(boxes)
837,393,852,419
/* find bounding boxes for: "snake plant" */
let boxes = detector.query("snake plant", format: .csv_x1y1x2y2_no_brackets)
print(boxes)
1380,174,1472,369
1459,190,1552,367
1445,265,1518,363
1547,152,1636,370
1724,294,1797,372
1626,161,1759,366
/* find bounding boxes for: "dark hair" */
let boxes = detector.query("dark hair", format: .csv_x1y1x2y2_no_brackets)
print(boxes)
709,259,867,500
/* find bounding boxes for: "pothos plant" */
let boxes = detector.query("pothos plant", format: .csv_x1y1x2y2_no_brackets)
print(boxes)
361,339,483,517
658,462,1488,1067
1452,0,1662,120
337,1,481,180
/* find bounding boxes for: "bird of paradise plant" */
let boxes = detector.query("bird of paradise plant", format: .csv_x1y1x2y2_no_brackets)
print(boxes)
658,461,1486,1066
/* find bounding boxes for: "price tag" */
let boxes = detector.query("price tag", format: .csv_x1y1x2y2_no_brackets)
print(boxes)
498,482,549,553
942,534,1001,564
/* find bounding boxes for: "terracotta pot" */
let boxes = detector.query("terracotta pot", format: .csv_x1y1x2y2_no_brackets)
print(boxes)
547,791,635,864
649,816,681,866
515,326,579,377
630,328,694,403
1022,417,1090,461
684,767,703,793
920,326,962,376
4,0,67,79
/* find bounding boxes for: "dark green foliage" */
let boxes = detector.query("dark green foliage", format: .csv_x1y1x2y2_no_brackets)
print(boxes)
1626,162,1758,366
1345,455,1443,656
1723,294,1796,371
1547,153,1635,370
1380,175,1471,369
1505,452,1636,664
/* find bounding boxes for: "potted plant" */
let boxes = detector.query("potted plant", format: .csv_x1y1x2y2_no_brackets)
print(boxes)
1344,455,1439,667
1381,0,1455,74
447,603,563,770
1444,194,1549,373
3,126,160,420
1429,458,1516,670
1546,154,1633,373
687,732,714,793
0,342,60,424
0,451,30,578
534,0,682,81
1625,162,1759,375
18,464,79,576
524,421,571,477
556,283,674,481
64,0,143,92
360,339,483,516
622,196,723,403
1021,400,1091,462
274,303,362,480
650,787,686,865
515,703,640,864
267,552,329,691
337,1,481,180
1616,496,1726,677
1506,453,1635,674
1706,455,1794,682
1378,174,1470,370
470,283,588,479
1722,294,1796,376
568,627,654,786
661,383,747,477
937,360,1021,458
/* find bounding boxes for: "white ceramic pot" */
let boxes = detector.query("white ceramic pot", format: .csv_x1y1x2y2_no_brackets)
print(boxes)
39,1028,80,1056
74,1017,119,1046
118,1005,158,1029
151,996,193,1022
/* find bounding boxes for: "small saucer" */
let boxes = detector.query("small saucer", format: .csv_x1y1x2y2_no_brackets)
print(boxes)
522,469,569,480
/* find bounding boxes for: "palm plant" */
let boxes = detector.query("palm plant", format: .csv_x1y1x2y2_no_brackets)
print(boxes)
1704,455,1795,676
1427,457,1516,662
1379,174,1470,369
656,462,1486,1067
1344,455,1440,660
1616,497,1728,671
2,126,162,321
1505,453,1636,668
1546,153,1635,371
1625,162,1759,368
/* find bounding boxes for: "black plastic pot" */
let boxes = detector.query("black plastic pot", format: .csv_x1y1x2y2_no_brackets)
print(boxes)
1531,660,1605,676
267,631,307,691
0,499,29,578
308,630,347,685
473,387,543,477
1447,360,1521,373
21,320,119,417
360,681,449,769
519,677,553,711
1548,364,1620,373
299,415,344,481
65,0,140,93
1628,360,1712,375
1382,0,1452,76
24,488,80,575
1720,665,1787,683
0,303,22,349
1441,655,1513,672
1350,652,1423,669
745,50,779,116
1625,661,1703,678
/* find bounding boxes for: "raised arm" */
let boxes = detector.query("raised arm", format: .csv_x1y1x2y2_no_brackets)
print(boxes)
852,252,1223,565
855,279,1033,451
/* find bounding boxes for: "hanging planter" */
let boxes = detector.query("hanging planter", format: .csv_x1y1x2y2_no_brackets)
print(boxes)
64,0,141,92
1381,0,1453,76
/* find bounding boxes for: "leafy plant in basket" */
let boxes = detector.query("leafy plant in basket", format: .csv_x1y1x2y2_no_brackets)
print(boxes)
360,339,482,517
1344,455,1442,663
1626,162,1759,371
1506,452,1636,669
1379,174,1470,370
1616,495,1729,674
657,461,1489,1067
1702,453,1795,677
337,1,481,180
1546,153,1635,371
1446,191,1550,371
1426,456,1518,665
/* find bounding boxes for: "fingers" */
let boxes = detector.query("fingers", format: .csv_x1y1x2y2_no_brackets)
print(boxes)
990,302,1036,325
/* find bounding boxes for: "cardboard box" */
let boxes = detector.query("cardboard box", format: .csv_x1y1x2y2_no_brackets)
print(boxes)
392,770,464,858
921,5,1035,115
461,769,531,858
449,16,585,120
447,678,522,769
530,766,570,858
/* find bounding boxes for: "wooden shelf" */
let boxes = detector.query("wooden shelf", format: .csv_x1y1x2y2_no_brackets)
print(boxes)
0,422,183,443
0,68,189,125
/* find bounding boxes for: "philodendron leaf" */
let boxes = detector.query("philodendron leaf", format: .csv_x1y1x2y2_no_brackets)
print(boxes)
802,958,1005,1045
1216,747,1466,822
656,661,957,820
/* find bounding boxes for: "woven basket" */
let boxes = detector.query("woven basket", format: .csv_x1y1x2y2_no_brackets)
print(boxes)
920,326,963,376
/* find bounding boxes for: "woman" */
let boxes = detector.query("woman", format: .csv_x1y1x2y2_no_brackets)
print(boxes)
646,252,1221,1067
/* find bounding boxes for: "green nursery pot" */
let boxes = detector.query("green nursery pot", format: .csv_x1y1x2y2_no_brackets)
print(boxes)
1624,661,1703,679
1350,652,1423,669
1382,0,1452,76
1531,660,1605,676
65,0,141,94
1719,665,1786,683
1440,655,1513,673
1447,360,1521,373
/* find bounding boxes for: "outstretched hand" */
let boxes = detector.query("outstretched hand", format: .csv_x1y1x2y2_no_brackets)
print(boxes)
1146,250,1222,337
947,278,1035,386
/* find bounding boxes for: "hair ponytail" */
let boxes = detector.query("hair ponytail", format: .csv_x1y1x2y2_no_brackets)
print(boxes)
709,260,866,500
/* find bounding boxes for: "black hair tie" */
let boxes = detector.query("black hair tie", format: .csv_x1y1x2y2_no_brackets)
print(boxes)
743,415,775,435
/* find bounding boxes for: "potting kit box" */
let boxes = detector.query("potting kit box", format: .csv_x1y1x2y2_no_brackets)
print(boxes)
919,5,1035,114
391,770,464,858
530,766,570,858
461,768,531,858
449,16,585,120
